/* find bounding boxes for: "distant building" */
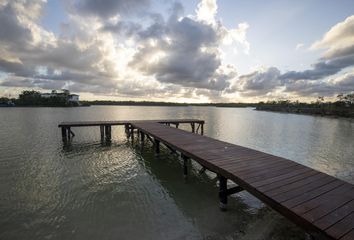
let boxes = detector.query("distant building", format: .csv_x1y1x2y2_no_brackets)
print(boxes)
40,93,53,98
40,90,80,104
0,99,15,107
68,94,79,103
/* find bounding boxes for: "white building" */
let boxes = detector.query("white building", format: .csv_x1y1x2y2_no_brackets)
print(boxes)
41,93,53,98
40,90,80,104
68,94,79,103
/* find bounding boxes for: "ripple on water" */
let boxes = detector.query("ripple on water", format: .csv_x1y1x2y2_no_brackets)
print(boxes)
1,106,352,240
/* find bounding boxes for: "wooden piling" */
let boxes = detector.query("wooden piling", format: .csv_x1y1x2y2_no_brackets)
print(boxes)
154,139,160,154
61,127,67,140
182,155,188,178
140,132,145,143
218,175,228,211
100,125,104,140
67,127,71,139
104,125,111,141
131,126,134,140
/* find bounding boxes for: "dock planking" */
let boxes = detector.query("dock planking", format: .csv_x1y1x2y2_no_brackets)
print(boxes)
58,119,204,127
58,119,204,142
130,121,354,240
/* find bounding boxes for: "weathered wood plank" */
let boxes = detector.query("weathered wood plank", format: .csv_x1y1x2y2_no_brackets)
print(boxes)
131,121,354,240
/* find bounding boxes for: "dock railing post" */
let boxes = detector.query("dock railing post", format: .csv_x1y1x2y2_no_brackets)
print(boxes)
218,175,228,211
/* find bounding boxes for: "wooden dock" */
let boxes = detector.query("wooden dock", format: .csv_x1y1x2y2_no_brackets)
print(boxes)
58,119,204,141
58,119,354,239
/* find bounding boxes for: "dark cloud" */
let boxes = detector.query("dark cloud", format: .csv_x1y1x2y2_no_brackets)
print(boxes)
129,5,235,91
0,3,32,45
74,0,150,18
280,54,354,81
0,59,35,77
235,67,281,96
101,21,142,37
280,15,354,82
1,78,66,90
284,75,354,97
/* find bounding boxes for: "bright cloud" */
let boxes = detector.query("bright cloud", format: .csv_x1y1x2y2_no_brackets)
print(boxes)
0,0,353,102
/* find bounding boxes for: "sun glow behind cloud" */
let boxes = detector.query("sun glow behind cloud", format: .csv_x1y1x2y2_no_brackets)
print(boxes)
0,0,353,102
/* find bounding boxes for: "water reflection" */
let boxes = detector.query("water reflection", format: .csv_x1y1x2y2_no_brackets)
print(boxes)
0,106,353,240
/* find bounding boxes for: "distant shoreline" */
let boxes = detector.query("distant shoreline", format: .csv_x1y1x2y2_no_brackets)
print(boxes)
82,101,256,108
256,105,354,118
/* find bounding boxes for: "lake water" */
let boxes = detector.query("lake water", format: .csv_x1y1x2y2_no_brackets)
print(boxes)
0,106,353,240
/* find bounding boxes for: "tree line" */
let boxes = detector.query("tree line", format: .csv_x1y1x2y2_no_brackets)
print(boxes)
0,90,79,107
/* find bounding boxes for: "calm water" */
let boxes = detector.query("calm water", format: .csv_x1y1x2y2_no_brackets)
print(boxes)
0,106,353,240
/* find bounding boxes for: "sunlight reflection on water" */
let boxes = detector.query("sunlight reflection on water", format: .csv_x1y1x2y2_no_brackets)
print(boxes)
0,106,353,240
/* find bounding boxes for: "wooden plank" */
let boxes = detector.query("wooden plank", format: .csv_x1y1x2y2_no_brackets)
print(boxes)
257,170,319,192
313,200,354,230
302,196,353,224
275,178,342,204
325,212,354,239
244,164,305,184
129,121,354,240
251,167,313,188
265,173,328,197
58,119,205,127
340,229,354,240
292,184,354,216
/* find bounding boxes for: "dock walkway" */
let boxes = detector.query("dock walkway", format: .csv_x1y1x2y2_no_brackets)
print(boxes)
58,119,354,239
131,121,354,240
58,119,204,141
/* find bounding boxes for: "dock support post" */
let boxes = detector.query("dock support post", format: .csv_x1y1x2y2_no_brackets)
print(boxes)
67,127,71,140
199,167,207,175
201,123,204,135
104,125,111,142
124,124,129,138
61,127,67,141
154,139,160,154
131,126,134,140
176,123,179,129
191,123,195,133
218,175,228,211
140,132,145,143
182,154,188,178
100,125,104,141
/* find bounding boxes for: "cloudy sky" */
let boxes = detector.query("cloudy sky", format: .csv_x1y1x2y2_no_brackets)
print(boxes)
0,0,354,102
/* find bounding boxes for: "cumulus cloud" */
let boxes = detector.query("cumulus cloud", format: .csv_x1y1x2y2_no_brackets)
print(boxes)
126,2,244,91
284,71,354,96
280,15,354,82
311,15,354,59
196,0,218,24
1,0,352,102
233,67,281,96
0,0,251,101
228,15,354,100
72,0,150,18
